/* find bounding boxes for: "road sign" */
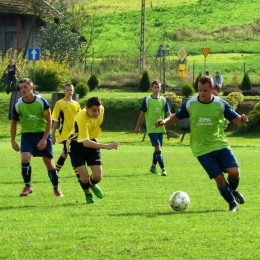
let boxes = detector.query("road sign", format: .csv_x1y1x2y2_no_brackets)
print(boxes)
179,64,186,77
177,46,187,62
28,48,40,60
201,48,210,58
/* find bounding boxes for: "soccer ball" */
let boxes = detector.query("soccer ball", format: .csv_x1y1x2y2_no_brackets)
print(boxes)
169,191,190,212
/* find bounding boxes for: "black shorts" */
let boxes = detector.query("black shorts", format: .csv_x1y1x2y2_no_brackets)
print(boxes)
68,139,101,168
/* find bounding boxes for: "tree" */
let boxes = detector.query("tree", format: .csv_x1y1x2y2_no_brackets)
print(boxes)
38,1,79,65
21,0,56,58
139,70,151,91
68,3,103,67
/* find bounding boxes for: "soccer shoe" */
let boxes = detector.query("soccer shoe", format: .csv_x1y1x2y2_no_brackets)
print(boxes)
86,194,96,204
90,185,103,199
54,188,64,197
19,187,33,197
229,205,239,212
150,167,160,175
233,190,245,204
161,169,167,176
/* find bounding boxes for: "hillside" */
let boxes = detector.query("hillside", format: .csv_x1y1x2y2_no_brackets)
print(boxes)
84,0,260,57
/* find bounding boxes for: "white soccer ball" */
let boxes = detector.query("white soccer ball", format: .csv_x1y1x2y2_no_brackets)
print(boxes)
169,191,190,212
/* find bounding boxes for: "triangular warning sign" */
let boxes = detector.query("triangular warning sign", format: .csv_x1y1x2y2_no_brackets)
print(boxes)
201,48,210,58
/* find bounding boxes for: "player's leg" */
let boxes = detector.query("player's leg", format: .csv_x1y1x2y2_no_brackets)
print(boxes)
87,146,103,199
148,133,160,175
41,134,63,197
219,148,245,205
19,152,33,196
197,150,238,212
42,156,63,197
6,78,11,94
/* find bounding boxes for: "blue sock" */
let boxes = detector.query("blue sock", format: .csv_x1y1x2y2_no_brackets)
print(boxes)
155,151,164,170
21,163,32,187
48,168,59,189
218,183,237,207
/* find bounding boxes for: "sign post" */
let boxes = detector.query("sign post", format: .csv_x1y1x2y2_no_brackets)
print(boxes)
201,48,210,74
177,46,187,86
28,48,40,83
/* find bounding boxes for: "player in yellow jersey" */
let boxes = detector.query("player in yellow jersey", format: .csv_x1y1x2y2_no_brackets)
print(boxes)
51,83,81,180
68,97,120,204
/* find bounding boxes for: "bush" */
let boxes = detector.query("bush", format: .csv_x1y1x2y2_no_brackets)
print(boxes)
75,82,89,98
180,83,195,97
27,59,70,92
193,72,202,92
241,72,252,91
239,102,260,131
225,92,244,110
163,92,182,112
139,70,151,92
88,74,99,91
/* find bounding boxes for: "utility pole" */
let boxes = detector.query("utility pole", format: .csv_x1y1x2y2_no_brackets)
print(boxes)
140,0,145,76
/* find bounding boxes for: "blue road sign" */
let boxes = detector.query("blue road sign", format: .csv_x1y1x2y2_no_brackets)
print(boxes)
28,48,40,60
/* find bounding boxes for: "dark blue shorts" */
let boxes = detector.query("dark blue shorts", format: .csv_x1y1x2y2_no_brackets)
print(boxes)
197,148,239,179
148,133,163,147
21,132,53,158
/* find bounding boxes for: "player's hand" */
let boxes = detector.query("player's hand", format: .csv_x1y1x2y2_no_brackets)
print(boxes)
134,126,140,134
155,119,164,127
37,139,47,150
240,114,248,123
107,142,120,150
52,136,56,145
12,141,20,152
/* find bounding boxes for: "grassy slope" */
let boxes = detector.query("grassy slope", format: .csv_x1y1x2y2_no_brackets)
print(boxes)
84,0,260,57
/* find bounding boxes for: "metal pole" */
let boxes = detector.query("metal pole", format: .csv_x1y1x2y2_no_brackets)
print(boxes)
163,56,166,93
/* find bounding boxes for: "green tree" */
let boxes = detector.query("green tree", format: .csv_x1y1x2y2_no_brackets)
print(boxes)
88,74,99,91
180,83,195,97
39,0,80,65
75,82,89,98
140,70,151,91
241,72,252,91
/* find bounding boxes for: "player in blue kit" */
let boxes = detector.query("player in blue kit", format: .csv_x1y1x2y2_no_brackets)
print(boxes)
156,75,248,212
135,80,171,176
11,78,63,197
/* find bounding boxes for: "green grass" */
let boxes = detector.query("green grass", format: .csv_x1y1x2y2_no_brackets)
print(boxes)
1,90,260,259
1,134,260,259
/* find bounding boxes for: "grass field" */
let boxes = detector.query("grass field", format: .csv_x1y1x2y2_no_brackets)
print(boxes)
1,88,260,259
1,131,260,259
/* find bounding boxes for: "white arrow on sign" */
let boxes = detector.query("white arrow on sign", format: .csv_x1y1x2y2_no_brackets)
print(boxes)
31,49,37,60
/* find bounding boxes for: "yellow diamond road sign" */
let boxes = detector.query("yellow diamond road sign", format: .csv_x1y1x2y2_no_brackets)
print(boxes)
177,46,187,62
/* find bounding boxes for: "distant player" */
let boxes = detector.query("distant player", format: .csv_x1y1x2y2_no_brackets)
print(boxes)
11,78,63,197
51,83,81,180
68,97,120,204
156,75,248,212
135,80,171,176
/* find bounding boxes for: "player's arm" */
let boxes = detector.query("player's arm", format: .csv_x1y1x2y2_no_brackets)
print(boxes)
10,120,20,152
37,109,52,150
51,120,59,144
82,139,120,150
134,111,145,134
156,113,180,127
232,114,248,126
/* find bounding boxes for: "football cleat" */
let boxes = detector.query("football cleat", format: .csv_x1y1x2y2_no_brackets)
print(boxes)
150,167,160,175
90,185,103,199
19,187,33,197
233,190,245,204
86,194,96,204
161,169,167,176
229,205,239,212
54,188,64,197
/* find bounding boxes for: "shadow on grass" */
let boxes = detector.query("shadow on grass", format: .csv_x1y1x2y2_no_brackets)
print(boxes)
109,209,224,217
